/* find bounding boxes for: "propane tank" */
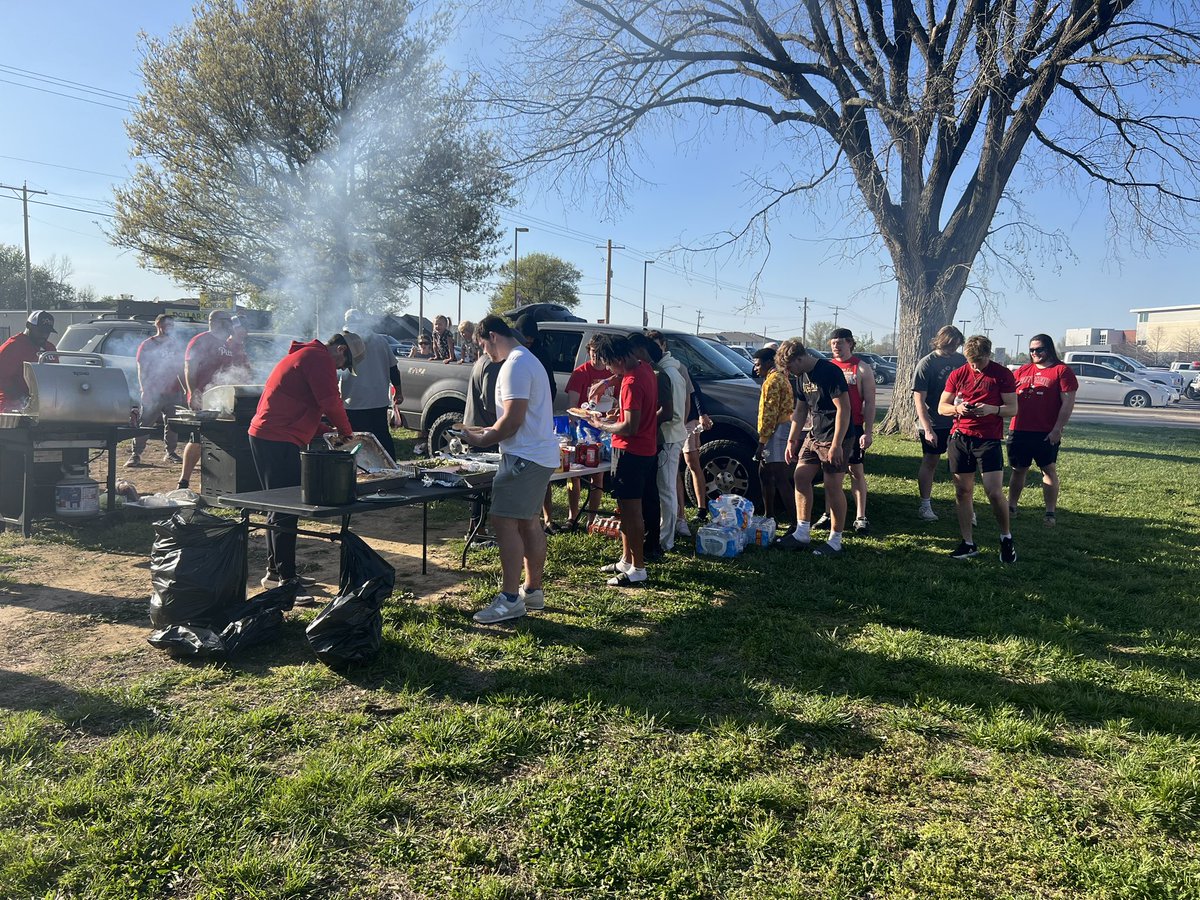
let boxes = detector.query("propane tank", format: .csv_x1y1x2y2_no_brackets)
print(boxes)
55,464,100,519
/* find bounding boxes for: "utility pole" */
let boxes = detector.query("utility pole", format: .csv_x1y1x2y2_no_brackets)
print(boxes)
959,318,971,334
1014,334,1023,363
595,239,624,324
798,296,811,340
1,181,49,315
456,278,462,323
695,310,704,335
830,304,845,326
981,327,993,337
641,260,655,327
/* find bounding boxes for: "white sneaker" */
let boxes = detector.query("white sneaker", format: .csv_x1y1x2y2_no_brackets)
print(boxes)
675,518,692,537
971,511,977,526
473,593,526,623
519,586,545,611
917,505,938,521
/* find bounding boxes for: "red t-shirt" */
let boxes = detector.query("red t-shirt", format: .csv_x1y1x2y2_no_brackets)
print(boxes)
944,361,1017,440
185,331,233,406
612,360,658,456
1010,362,1079,433
249,340,354,447
565,360,613,402
829,356,865,425
0,333,56,412
136,334,185,400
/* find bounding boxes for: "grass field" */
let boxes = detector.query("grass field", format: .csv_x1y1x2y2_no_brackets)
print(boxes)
2,423,1198,898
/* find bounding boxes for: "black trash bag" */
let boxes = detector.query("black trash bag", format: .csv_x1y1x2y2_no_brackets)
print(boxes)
220,608,285,655
149,508,247,629
306,532,395,666
147,624,225,657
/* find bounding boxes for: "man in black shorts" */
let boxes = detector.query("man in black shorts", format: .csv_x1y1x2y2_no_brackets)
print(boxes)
938,335,1018,562
912,325,966,521
773,338,851,556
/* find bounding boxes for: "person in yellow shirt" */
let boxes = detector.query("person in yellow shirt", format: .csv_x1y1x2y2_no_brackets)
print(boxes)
754,347,794,520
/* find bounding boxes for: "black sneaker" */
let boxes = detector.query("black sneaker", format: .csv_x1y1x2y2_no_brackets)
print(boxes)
1000,536,1017,564
814,512,831,528
950,541,979,560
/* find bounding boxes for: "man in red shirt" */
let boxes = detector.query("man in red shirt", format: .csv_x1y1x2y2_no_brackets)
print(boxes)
177,310,235,489
939,334,1019,562
0,310,57,412
587,334,658,586
128,314,185,467
1007,334,1078,527
564,336,612,526
825,328,877,535
248,333,363,593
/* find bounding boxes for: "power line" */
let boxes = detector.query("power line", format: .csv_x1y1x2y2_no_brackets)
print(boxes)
0,154,125,180
0,63,137,102
0,77,130,111
0,194,115,218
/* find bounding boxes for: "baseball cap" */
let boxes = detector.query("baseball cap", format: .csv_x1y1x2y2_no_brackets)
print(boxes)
27,310,56,333
330,332,366,374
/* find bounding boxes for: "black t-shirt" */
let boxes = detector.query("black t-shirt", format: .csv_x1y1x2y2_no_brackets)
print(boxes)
465,355,503,447
912,350,967,429
803,359,849,442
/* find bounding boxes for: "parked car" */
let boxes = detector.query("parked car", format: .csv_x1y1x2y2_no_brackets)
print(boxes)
1063,351,1183,399
395,321,766,504
704,338,755,376
1066,362,1175,408
1168,361,1200,374
1187,372,1200,401
856,351,897,384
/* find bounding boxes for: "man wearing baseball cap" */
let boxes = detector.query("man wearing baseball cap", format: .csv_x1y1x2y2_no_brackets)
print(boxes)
0,310,57,412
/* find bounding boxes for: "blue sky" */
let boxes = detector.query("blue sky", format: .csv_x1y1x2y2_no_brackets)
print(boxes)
1,1,1196,353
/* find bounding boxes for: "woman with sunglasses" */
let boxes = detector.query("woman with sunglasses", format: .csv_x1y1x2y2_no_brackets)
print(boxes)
407,334,435,453
1007,334,1078,527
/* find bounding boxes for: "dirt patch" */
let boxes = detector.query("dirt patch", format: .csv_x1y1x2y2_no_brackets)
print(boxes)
1,444,484,692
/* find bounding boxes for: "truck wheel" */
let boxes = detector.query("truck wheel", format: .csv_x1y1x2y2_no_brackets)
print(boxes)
684,439,760,507
1186,386,1199,401
428,411,464,453
1124,390,1150,409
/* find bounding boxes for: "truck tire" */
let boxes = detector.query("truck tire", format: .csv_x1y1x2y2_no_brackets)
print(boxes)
428,411,465,453
684,438,760,507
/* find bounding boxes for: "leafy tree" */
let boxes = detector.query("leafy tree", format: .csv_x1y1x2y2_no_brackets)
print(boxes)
488,1,1200,432
0,244,79,310
113,0,512,334
489,252,583,315
804,319,837,350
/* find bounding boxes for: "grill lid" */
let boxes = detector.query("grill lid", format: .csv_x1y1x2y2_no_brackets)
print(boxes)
24,356,132,425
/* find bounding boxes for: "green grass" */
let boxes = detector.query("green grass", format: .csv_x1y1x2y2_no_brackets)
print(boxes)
2,423,1199,897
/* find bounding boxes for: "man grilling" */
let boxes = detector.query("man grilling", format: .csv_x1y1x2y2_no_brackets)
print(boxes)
0,310,57,412
127,314,185,467
177,309,235,490
248,333,365,596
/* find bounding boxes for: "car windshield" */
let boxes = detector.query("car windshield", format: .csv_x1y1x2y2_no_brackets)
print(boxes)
665,335,750,380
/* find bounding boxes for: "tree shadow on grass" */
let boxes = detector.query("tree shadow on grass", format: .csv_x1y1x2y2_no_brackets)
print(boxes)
0,669,155,736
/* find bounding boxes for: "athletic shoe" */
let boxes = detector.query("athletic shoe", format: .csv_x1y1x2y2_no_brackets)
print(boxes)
971,511,977,526
124,455,144,468
413,443,427,457
473,593,526,623
261,573,318,590
814,512,831,528
917,505,938,521
1000,536,1017,564
519,586,545,611
1043,511,1056,527
675,518,692,537
164,451,183,463
607,568,648,587
853,517,870,535
950,541,979,560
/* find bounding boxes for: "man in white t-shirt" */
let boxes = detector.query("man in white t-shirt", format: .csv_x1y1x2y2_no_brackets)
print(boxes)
460,314,560,623
340,308,404,460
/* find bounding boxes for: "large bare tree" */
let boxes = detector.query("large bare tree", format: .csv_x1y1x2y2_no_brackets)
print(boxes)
487,0,1200,431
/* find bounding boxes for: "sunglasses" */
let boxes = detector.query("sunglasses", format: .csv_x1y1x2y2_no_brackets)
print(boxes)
1029,346,1048,355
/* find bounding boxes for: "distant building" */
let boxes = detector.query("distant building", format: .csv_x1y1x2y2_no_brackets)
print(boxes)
1063,327,1135,352
1129,304,1200,355
699,331,777,352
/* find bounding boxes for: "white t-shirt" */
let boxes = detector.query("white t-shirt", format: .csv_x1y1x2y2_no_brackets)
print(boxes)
339,332,395,409
495,345,560,469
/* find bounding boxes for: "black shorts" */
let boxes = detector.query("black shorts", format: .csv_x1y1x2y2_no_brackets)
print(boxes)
1007,431,1060,469
847,424,866,466
919,427,952,456
948,433,1004,474
798,434,854,475
609,450,657,500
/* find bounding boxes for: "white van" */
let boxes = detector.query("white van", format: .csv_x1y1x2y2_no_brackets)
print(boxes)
1062,351,1182,400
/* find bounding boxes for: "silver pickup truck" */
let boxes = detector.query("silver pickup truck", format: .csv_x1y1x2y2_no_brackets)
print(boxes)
393,320,766,503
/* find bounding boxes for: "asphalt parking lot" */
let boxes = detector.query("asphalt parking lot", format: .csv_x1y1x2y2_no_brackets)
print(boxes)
874,385,1200,430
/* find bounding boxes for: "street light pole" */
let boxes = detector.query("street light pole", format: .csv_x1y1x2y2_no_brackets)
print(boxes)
641,260,655,327
1014,334,1023,364
959,319,971,334
513,227,529,305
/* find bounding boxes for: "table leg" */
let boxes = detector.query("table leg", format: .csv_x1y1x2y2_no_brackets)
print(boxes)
461,489,486,568
422,501,428,575
241,510,251,593
106,434,117,513
21,446,33,538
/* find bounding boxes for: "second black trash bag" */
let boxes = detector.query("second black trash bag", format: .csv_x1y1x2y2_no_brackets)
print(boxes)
149,508,247,629
305,532,395,667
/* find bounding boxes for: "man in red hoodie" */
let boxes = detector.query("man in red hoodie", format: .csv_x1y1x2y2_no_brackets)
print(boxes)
248,332,364,593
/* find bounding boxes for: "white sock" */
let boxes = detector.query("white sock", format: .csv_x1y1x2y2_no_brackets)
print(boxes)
920,497,932,507
1001,533,1012,540
795,521,812,540
828,531,843,551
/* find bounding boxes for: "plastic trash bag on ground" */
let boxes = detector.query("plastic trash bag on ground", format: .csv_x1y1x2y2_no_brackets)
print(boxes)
149,508,247,629
306,532,395,667
147,582,297,658
147,624,225,657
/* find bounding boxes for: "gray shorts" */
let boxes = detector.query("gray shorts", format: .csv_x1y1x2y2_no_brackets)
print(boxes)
490,454,555,520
